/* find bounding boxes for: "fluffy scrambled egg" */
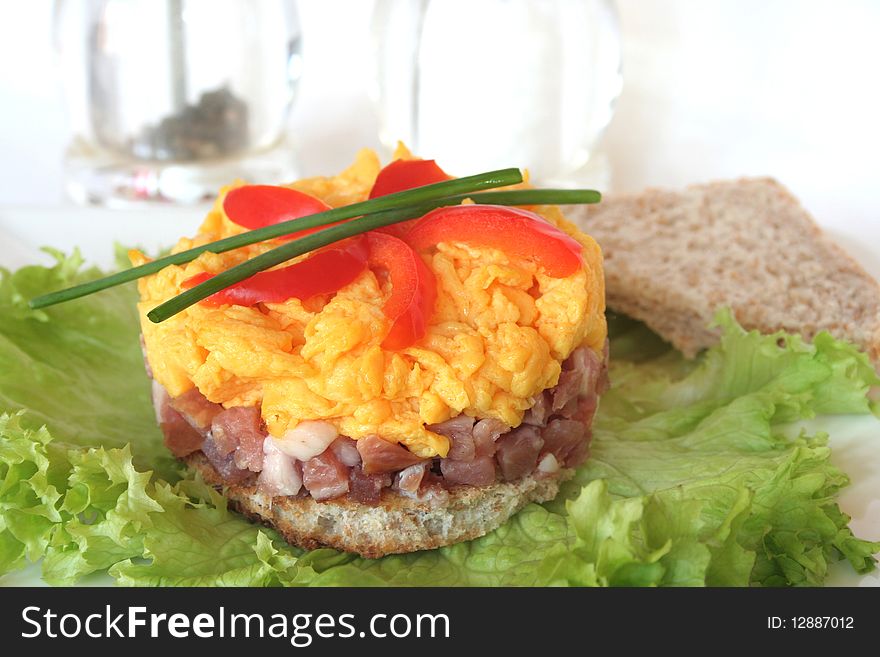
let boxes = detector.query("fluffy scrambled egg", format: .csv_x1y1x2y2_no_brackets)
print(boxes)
135,148,606,458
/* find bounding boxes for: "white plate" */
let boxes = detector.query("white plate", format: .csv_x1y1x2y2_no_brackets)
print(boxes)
0,206,878,587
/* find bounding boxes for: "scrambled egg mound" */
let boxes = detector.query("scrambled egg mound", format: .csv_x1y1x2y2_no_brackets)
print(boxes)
135,148,606,458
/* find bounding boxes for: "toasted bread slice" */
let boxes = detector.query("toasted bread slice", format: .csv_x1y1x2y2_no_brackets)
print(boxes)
185,452,572,559
569,178,880,360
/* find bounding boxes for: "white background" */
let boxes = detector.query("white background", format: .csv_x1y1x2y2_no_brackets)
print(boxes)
1,0,878,227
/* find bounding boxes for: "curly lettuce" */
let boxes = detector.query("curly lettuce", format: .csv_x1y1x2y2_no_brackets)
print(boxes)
0,253,877,586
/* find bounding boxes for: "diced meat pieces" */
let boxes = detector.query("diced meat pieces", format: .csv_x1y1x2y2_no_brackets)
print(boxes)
522,391,550,426
550,347,599,412
564,438,591,468
551,346,609,412
542,418,586,464
394,462,428,497
330,436,361,467
274,421,338,461
495,426,544,482
153,382,205,457
348,465,391,505
557,395,580,419
440,456,496,486
429,415,476,461
492,343,606,479
201,432,252,485
447,434,476,460
193,397,266,483
169,388,224,432
571,393,599,425
161,408,205,457
210,422,237,456
357,435,424,474
472,418,506,458
551,370,582,412
210,406,265,472
235,434,266,472
302,449,350,501
258,439,302,497
417,472,451,506
433,415,502,488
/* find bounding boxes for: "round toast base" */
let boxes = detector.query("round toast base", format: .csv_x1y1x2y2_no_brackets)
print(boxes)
184,452,573,558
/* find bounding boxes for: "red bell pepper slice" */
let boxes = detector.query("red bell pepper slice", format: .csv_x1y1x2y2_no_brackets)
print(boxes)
223,185,338,241
366,232,436,350
368,159,452,199
368,159,452,239
405,204,583,278
182,237,369,307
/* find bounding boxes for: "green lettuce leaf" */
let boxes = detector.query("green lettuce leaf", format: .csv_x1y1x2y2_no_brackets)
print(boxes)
0,254,877,586
0,249,174,477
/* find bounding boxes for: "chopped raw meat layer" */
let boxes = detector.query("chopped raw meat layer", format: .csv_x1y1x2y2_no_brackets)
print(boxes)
150,343,609,503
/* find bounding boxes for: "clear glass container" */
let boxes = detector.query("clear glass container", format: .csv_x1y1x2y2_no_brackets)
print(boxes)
53,0,303,205
372,0,622,186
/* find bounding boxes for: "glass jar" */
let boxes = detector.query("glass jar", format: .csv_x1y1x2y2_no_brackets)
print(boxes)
372,0,622,186
53,0,303,205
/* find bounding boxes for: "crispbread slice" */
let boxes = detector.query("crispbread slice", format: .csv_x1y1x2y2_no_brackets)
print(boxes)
568,178,880,360
185,452,572,559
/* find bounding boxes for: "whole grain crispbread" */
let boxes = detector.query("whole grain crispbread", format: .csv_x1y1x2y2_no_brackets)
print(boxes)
568,177,880,360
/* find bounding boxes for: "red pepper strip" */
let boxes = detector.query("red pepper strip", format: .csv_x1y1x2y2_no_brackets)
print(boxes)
405,204,583,278
368,160,453,239
223,185,339,241
181,237,369,306
366,232,437,350
369,159,452,199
